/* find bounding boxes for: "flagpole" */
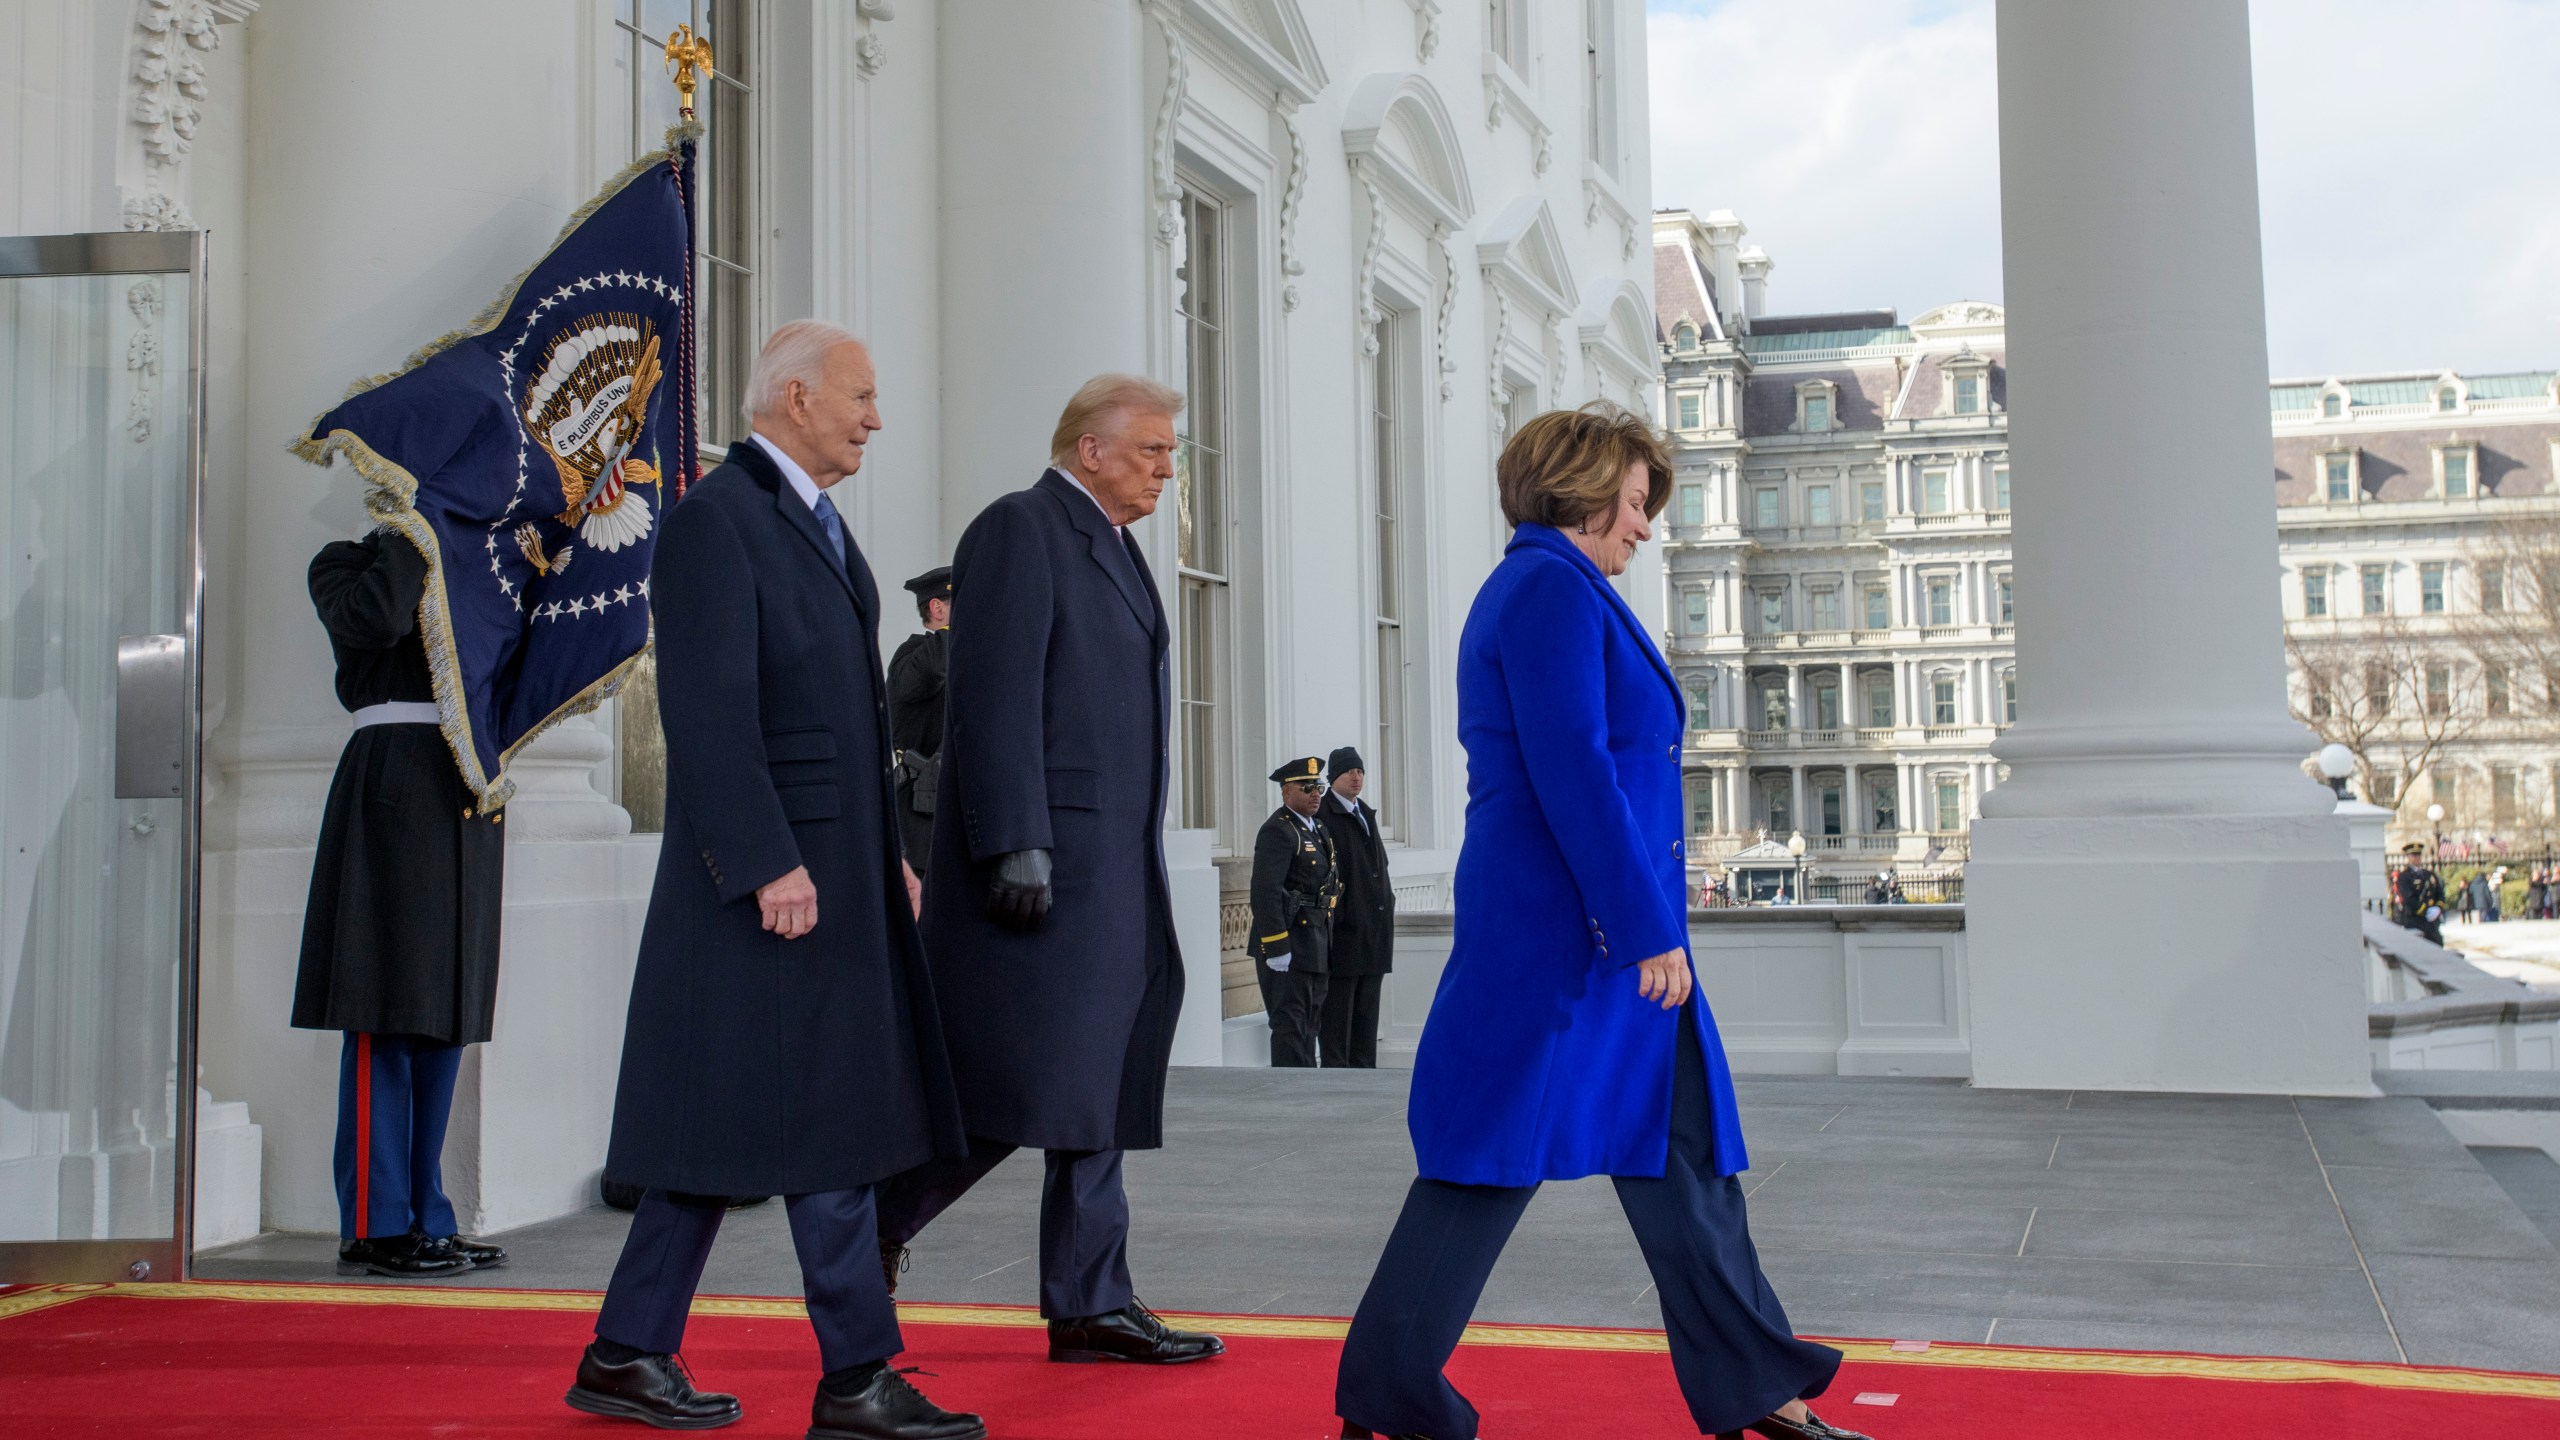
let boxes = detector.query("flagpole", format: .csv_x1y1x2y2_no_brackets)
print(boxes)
663,25,710,492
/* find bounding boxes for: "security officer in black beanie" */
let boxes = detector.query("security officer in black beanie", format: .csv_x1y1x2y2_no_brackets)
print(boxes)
1315,746,1395,1068
887,566,952,881
1250,757,1342,1067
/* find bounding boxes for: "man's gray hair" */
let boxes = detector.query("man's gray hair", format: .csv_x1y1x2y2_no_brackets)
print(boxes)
744,319,865,424
1049,373,1185,466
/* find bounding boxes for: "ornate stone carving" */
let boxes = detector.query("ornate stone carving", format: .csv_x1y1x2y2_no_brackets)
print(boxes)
1434,225,1458,401
1485,279,1512,433
1279,110,1310,313
126,278,165,443
854,0,892,76
1407,0,1442,63
123,0,255,230
1354,159,1386,355
1148,5,1190,243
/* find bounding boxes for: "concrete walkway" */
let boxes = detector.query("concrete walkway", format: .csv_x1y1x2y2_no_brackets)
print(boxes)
2445,918,2560,991
200,1069,2560,1376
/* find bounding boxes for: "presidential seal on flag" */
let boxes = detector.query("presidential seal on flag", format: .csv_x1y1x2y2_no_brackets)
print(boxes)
292,123,701,811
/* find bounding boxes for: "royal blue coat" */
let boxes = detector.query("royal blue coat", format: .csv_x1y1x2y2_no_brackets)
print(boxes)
1407,523,1750,1186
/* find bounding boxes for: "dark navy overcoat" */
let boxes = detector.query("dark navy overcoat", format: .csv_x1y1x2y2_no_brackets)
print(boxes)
923,469,1183,1153
604,441,965,1196
1408,523,1749,1186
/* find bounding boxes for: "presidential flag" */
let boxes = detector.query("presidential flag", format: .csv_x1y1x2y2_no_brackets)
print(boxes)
294,125,700,810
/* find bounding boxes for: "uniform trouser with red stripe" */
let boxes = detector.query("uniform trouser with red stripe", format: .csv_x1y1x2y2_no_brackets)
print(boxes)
333,1032,464,1241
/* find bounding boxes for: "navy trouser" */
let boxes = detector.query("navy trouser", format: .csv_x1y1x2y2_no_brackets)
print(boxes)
1336,1008,1841,1439
595,1188,903,1372
333,1032,462,1240
876,1137,1133,1319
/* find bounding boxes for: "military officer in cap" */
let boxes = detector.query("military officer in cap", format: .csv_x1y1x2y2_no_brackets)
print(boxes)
1250,757,1343,1068
887,566,952,880
2394,843,2449,945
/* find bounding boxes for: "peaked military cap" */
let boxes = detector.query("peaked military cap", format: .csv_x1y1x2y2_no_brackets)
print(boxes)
1270,756,1327,785
1327,746,1365,781
2402,842,2428,855
902,565,953,601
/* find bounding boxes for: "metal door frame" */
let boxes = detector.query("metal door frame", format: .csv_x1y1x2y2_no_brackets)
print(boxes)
0,230,208,1283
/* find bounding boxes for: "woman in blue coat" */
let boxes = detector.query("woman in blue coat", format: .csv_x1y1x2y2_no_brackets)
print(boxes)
1334,406,1865,1440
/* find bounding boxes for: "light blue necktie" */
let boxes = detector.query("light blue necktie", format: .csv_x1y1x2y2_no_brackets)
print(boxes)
811,490,847,570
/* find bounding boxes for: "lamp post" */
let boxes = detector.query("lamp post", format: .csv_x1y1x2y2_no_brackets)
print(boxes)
2427,803,2446,864
2317,743,2355,801
1786,829,1808,904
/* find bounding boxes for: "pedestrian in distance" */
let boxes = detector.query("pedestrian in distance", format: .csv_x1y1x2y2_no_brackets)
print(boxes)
2394,843,2449,946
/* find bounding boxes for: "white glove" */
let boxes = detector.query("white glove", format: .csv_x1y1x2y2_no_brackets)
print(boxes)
1266,951,1291,973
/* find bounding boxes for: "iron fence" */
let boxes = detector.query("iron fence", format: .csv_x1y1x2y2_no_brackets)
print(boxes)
2386,847,2560,921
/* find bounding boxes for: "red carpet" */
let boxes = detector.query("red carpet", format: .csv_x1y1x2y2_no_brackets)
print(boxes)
4,1281,2556,1437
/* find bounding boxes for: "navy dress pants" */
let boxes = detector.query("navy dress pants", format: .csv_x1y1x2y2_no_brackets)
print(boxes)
876,1138,1133,1319
333,1032,462,1240
1336,1007,1840,1439
595,1188,902,1372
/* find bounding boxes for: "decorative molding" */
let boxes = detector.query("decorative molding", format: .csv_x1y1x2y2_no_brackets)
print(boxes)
1354,158,1387,355
1340,72,1474,230
1583,167,1638,261
855,0,893,71
1278,110,1310,313
1433,224,1458,400
1480,51,1552,175
126,278,165,442
1485,280,1512,432
1405,0,1442,63
122,0,255,231
1148,6,1192,244
1169,0,1326,109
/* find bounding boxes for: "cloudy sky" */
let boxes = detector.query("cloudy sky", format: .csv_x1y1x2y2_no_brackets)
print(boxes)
1646,0,2560,378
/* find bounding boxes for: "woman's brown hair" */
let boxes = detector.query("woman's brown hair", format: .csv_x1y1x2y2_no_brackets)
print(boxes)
1495,401,1673,531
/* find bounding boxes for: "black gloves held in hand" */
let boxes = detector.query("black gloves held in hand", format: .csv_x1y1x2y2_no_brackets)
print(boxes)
987,848,1054,930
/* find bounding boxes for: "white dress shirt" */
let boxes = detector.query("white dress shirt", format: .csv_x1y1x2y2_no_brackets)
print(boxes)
750,432,829,515
1047,465,1125,536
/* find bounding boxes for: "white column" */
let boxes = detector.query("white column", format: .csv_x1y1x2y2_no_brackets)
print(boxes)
1789,765,1807,837
1784,665,1803,729
1969,0,2363,1094
1839,660,1855,729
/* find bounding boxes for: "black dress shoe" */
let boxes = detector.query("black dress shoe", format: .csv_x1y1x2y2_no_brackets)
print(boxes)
415,1229,507,1269
1047,1299,1225,1364
880,1240,909,1297
808,1366,984,1440
563,1344,742,1430
336,1233,473,1279
1719,1411,1874,1440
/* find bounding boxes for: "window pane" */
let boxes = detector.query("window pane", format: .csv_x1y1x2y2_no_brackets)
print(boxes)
1815,682,1839,729
1862,586,1888,630
2488,666,2510,716
1860,481,1885,522
1992,465,2010,511
1686,773,1716,834
2421,562,2445,613
1997,576,2013,624
1811,589,1839,631
2440,388,2459,412
1678,484,1704,526
2327,455,2352,501
2002,673,2018,723
1678,393,1701,429
2323,393,2342,417
1820,782,1843,835
1684,589,1709,633
1685,678,1713,730
2304,570,2327,617
1865,683,1892,728
1954,375,1979,414
2444,451,2469,496
1759,592,1783,632
1804,395,1829,431
1935,779,1963,831
1926,578,1952,627
1932,679,1957,724
2482,566,2504,612
2362,566,2386,615
1754,488,1780,528
1923,470,1949,514
1807,485,1833,526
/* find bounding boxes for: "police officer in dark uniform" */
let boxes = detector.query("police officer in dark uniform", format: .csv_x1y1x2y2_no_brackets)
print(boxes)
1314,747,1394,1068
1250,757,1342,1068
2394,842,2449,945
886,566,951,880
294,530,507,1278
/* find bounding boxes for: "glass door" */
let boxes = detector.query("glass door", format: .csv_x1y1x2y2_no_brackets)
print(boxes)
0,232,204,1283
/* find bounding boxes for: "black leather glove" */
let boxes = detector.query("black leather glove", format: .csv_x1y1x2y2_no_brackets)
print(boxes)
987,848,1054,930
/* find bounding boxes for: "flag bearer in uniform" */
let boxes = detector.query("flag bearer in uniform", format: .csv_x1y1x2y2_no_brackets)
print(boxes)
1250,757,1343,1068
293,532,507,1279
886,566,952,882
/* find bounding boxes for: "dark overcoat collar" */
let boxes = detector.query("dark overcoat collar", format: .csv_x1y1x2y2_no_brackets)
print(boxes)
1037,468,1162,648
724,439,873,623
1507,523,1680,715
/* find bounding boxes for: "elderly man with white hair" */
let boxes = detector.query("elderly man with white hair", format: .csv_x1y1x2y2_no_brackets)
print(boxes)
567,321,981,1440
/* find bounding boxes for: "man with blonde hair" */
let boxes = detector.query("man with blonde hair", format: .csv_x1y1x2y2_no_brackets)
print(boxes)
877,373,1224,1366
570,322,982,1440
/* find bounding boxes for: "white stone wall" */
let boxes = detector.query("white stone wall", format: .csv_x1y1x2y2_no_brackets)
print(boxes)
2,0,1659,1237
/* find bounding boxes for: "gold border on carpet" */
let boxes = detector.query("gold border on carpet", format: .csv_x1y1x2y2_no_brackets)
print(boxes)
5,1281,2554,1404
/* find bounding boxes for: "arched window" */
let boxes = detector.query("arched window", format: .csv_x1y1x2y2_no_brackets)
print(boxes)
1673,321,1698,351
2321,392,2343,419
2438,387,2461,413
